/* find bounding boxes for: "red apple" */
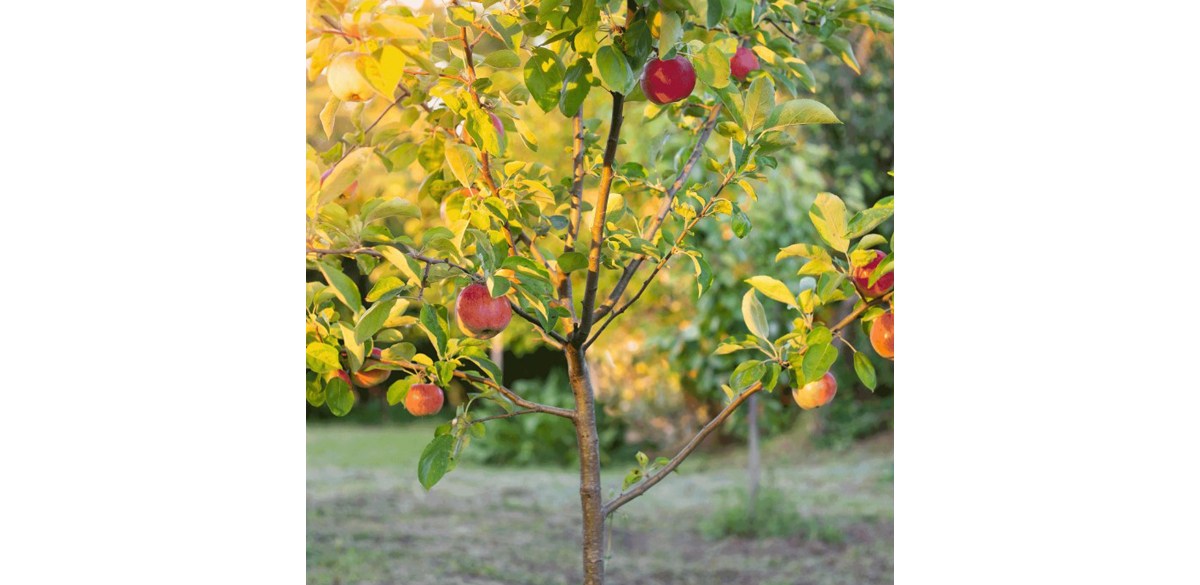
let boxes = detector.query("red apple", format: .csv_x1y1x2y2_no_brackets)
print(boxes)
327,52,373,102
851,250,894,298
730,47,760,81
792,372,837,410
641,56,696,105
870,311,894,359
405,383,444,416
456,282,512,339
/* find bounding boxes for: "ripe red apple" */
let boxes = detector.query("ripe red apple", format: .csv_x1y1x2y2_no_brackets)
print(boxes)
641,56,697,105
456,282,512,339
327,52,374,102
405,383,445,416
851,250,894,298
870,311,894,359
792,372,837,410
730,47,760,81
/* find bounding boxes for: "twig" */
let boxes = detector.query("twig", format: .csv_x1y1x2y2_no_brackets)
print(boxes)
604,381,764,516
386,358,575,419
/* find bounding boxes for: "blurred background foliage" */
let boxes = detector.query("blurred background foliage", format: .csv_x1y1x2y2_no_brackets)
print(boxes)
306,5,892,463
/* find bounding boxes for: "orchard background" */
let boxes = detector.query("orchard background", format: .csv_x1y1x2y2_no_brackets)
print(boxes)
306,0,893,582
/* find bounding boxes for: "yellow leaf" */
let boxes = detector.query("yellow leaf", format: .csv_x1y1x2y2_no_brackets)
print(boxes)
319,96,340,139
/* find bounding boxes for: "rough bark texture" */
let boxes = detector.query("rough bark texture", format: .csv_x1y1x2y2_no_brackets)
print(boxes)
566,344,605,585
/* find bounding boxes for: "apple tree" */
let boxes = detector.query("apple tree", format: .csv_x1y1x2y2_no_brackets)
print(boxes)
305,0,894,582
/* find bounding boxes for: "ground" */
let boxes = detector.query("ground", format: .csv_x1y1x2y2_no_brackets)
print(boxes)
307,423,893,585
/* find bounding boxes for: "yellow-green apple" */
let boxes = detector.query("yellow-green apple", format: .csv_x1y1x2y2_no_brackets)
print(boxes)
730,47,760,81
455,282,512,339
641,56,696,105
870,311,894,359
851,250,893,298
327,52,373,102
792,372,837,410
405,383,444,416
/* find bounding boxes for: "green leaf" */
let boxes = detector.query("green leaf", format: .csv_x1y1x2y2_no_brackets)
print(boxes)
846,202,895,239
763,362,782,391
809,193,850,253
560,58,594,116
731,359,767,391
418,435,455,490
714,343,745,355
623,468,644,490
595,45,634,94
387,376,416,405
636,451,649,468
743,75,775,131
306,342,341,374
706,0,724,28
306,374,326,407
557,251,588,273
484,49,521,69
524,47,566,112
326,375,356,416
420,304,448,358
658,12,682,58
363,198,420,224
853,234,889,251
694,43,731,89
444,143,480,188
766,99,841,128
732,207,751,238
318,261,362,313
365,276,405,302
355,298,397,340
822,35,861,74
806,326,832,346
853,352,877,391
745,276,797,308
800,343,838,385
741,290,770,341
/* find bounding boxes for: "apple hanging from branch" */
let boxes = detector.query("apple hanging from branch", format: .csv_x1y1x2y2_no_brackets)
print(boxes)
455,282,512,339
793,372,838,410
641,56,697,105
405,383,445,416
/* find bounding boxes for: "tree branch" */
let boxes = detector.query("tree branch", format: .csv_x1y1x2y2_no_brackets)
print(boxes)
585,173,733,348
386,358,575,420
604,381,763,516
576,91,626,341
592,105,721,323
306,244,568,346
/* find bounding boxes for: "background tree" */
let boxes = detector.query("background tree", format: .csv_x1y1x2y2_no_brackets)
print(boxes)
305,0,894,583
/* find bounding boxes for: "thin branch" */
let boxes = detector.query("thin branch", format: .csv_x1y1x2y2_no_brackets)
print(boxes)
469,408,538,424
604,381,764,516
386,358,575,420
592,105,722,323
576,91,626,341
585,174,733,348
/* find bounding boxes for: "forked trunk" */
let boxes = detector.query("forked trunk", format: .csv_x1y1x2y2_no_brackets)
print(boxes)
565,344,605,585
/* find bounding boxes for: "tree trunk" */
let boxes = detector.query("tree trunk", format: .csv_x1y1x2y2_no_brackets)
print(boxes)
746,393,761,521
565,344,606,585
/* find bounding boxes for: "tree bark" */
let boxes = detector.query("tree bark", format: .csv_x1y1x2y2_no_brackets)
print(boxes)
565,344,605,585
746,393,761,521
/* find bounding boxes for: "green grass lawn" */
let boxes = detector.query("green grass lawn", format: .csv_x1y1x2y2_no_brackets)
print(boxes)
307,423,893,585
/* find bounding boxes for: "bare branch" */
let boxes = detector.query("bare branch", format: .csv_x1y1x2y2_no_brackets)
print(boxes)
468,408,538,424
604,381,764,516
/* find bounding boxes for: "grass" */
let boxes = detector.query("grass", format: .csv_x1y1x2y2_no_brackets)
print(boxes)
307,422,893,585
